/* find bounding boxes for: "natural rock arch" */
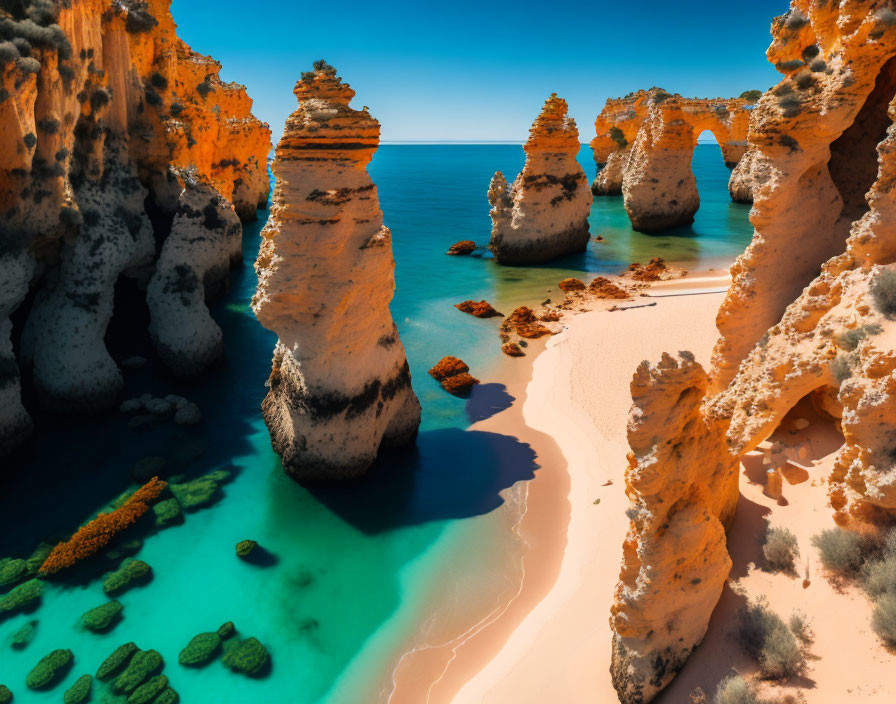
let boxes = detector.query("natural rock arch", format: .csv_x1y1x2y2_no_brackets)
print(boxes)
590,89,754,232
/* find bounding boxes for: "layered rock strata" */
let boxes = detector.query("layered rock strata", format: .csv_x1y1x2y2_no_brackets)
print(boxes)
252,64,421,481
611,353,737,704
612,3,896,701
488,94,592,264
590,89,754,199
0,0,271,454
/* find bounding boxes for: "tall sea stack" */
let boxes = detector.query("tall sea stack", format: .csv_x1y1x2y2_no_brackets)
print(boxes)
488,94,592,265
252,62,421,481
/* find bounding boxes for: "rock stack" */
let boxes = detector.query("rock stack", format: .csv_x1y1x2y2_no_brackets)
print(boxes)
252,62,421,481
488,94,592,265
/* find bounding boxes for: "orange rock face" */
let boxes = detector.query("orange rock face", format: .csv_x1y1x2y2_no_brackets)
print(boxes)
447,240,476,256
428,356,479,395
558,277,586,293
501,342,525,357
628,257,668,281
488,94,592,264
0,0,270,455
589,276,630,299
455,300,503,318
502,306,553,340
612,3,896,701
590,88,753,200
252,63,420,481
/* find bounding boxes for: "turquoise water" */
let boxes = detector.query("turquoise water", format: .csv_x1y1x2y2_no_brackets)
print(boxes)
0,145,753,703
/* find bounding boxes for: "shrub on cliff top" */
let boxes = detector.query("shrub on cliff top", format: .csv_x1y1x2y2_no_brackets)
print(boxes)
313,59,337,76
762,526,800,573
871,592,896,645
739,90,763,102
837,323,883,351
871,268,896,319
123,1,159,33
39,478,166,576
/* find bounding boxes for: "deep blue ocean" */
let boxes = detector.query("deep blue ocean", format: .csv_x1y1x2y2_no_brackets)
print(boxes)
0,145,753,703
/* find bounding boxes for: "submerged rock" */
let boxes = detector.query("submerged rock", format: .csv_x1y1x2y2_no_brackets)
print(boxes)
103,560,152,596
63,674,92,704
252,61,421,481
488,95,592,264
11,620,37,650
25,649,74,690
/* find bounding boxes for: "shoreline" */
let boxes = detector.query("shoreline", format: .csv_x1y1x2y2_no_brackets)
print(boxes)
386,263,733,703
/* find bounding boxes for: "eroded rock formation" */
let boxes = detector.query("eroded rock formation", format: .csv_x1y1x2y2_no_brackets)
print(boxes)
590,89,754,200
488,94,591,264
0,0,270,453
612,3,896,701
252,62,421,481
611,353,737,704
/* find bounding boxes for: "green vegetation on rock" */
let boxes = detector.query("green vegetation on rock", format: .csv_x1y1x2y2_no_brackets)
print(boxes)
63,674,92,704
154,688,179,704
25,649,74,690
152,499,183,528
235,540,257,559
24,543,53,576
113,649,163,694
0,558,27,588
96,642,138,681
0,685,11,704
221,637,270,677
178,632,221,667
103,560,152,596
169,470,230,511
82,601,123,633
0,579,44,616
11,620,36,649
126,675,168,704
217,622,235,639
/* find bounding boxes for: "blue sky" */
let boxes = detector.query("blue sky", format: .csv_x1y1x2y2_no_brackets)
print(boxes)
170,0,787,143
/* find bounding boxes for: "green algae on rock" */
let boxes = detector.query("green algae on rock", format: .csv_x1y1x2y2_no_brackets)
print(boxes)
235,540,257,559
63,674,92,704
0,579,44,617
0,685,11,704
152,498,183,528
0,558,27,588
127,674,168,704
97,642,139,681
154,688,179,704
169,469,231,511
221,637,270,677
81,601,123,632
10,620,36,649
217,622,236,639
178,632,221,667
103,560,152,596
113,649,163,694
24,544,53,576
25,649,74,690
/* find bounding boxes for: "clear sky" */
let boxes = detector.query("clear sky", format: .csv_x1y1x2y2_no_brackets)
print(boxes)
169,0,787,144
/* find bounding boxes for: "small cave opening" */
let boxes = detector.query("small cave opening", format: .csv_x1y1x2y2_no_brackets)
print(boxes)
828,53,896,224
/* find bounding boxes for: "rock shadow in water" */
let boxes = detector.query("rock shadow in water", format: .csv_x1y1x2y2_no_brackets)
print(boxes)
306,428,540,535
465,383,515,424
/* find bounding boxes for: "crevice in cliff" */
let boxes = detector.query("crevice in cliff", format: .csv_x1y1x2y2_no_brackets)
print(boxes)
828,54,896,224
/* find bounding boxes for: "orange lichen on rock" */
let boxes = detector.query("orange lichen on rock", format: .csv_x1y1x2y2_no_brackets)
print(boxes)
455,301,503,318
447,241,476,256
39,478,168,576
503,306,553,339
628,258,668,281
589,277,630,299
559,278,586,293
428,357,479,395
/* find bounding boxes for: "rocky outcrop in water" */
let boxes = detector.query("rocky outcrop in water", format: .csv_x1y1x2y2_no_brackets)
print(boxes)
0,0,271,455
612,3,896,700
612,353,737,704
590,89,753,226
488,94,591,264
252,62,421,481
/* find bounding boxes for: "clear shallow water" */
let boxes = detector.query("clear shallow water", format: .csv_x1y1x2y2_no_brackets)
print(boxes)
0,145,752,703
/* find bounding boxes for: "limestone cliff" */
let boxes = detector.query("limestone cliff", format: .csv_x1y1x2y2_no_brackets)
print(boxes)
252,62,421,481
590,89,753,200
611,353,737,704
0,0,271,454
612,3,896,701
488,94,591,264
